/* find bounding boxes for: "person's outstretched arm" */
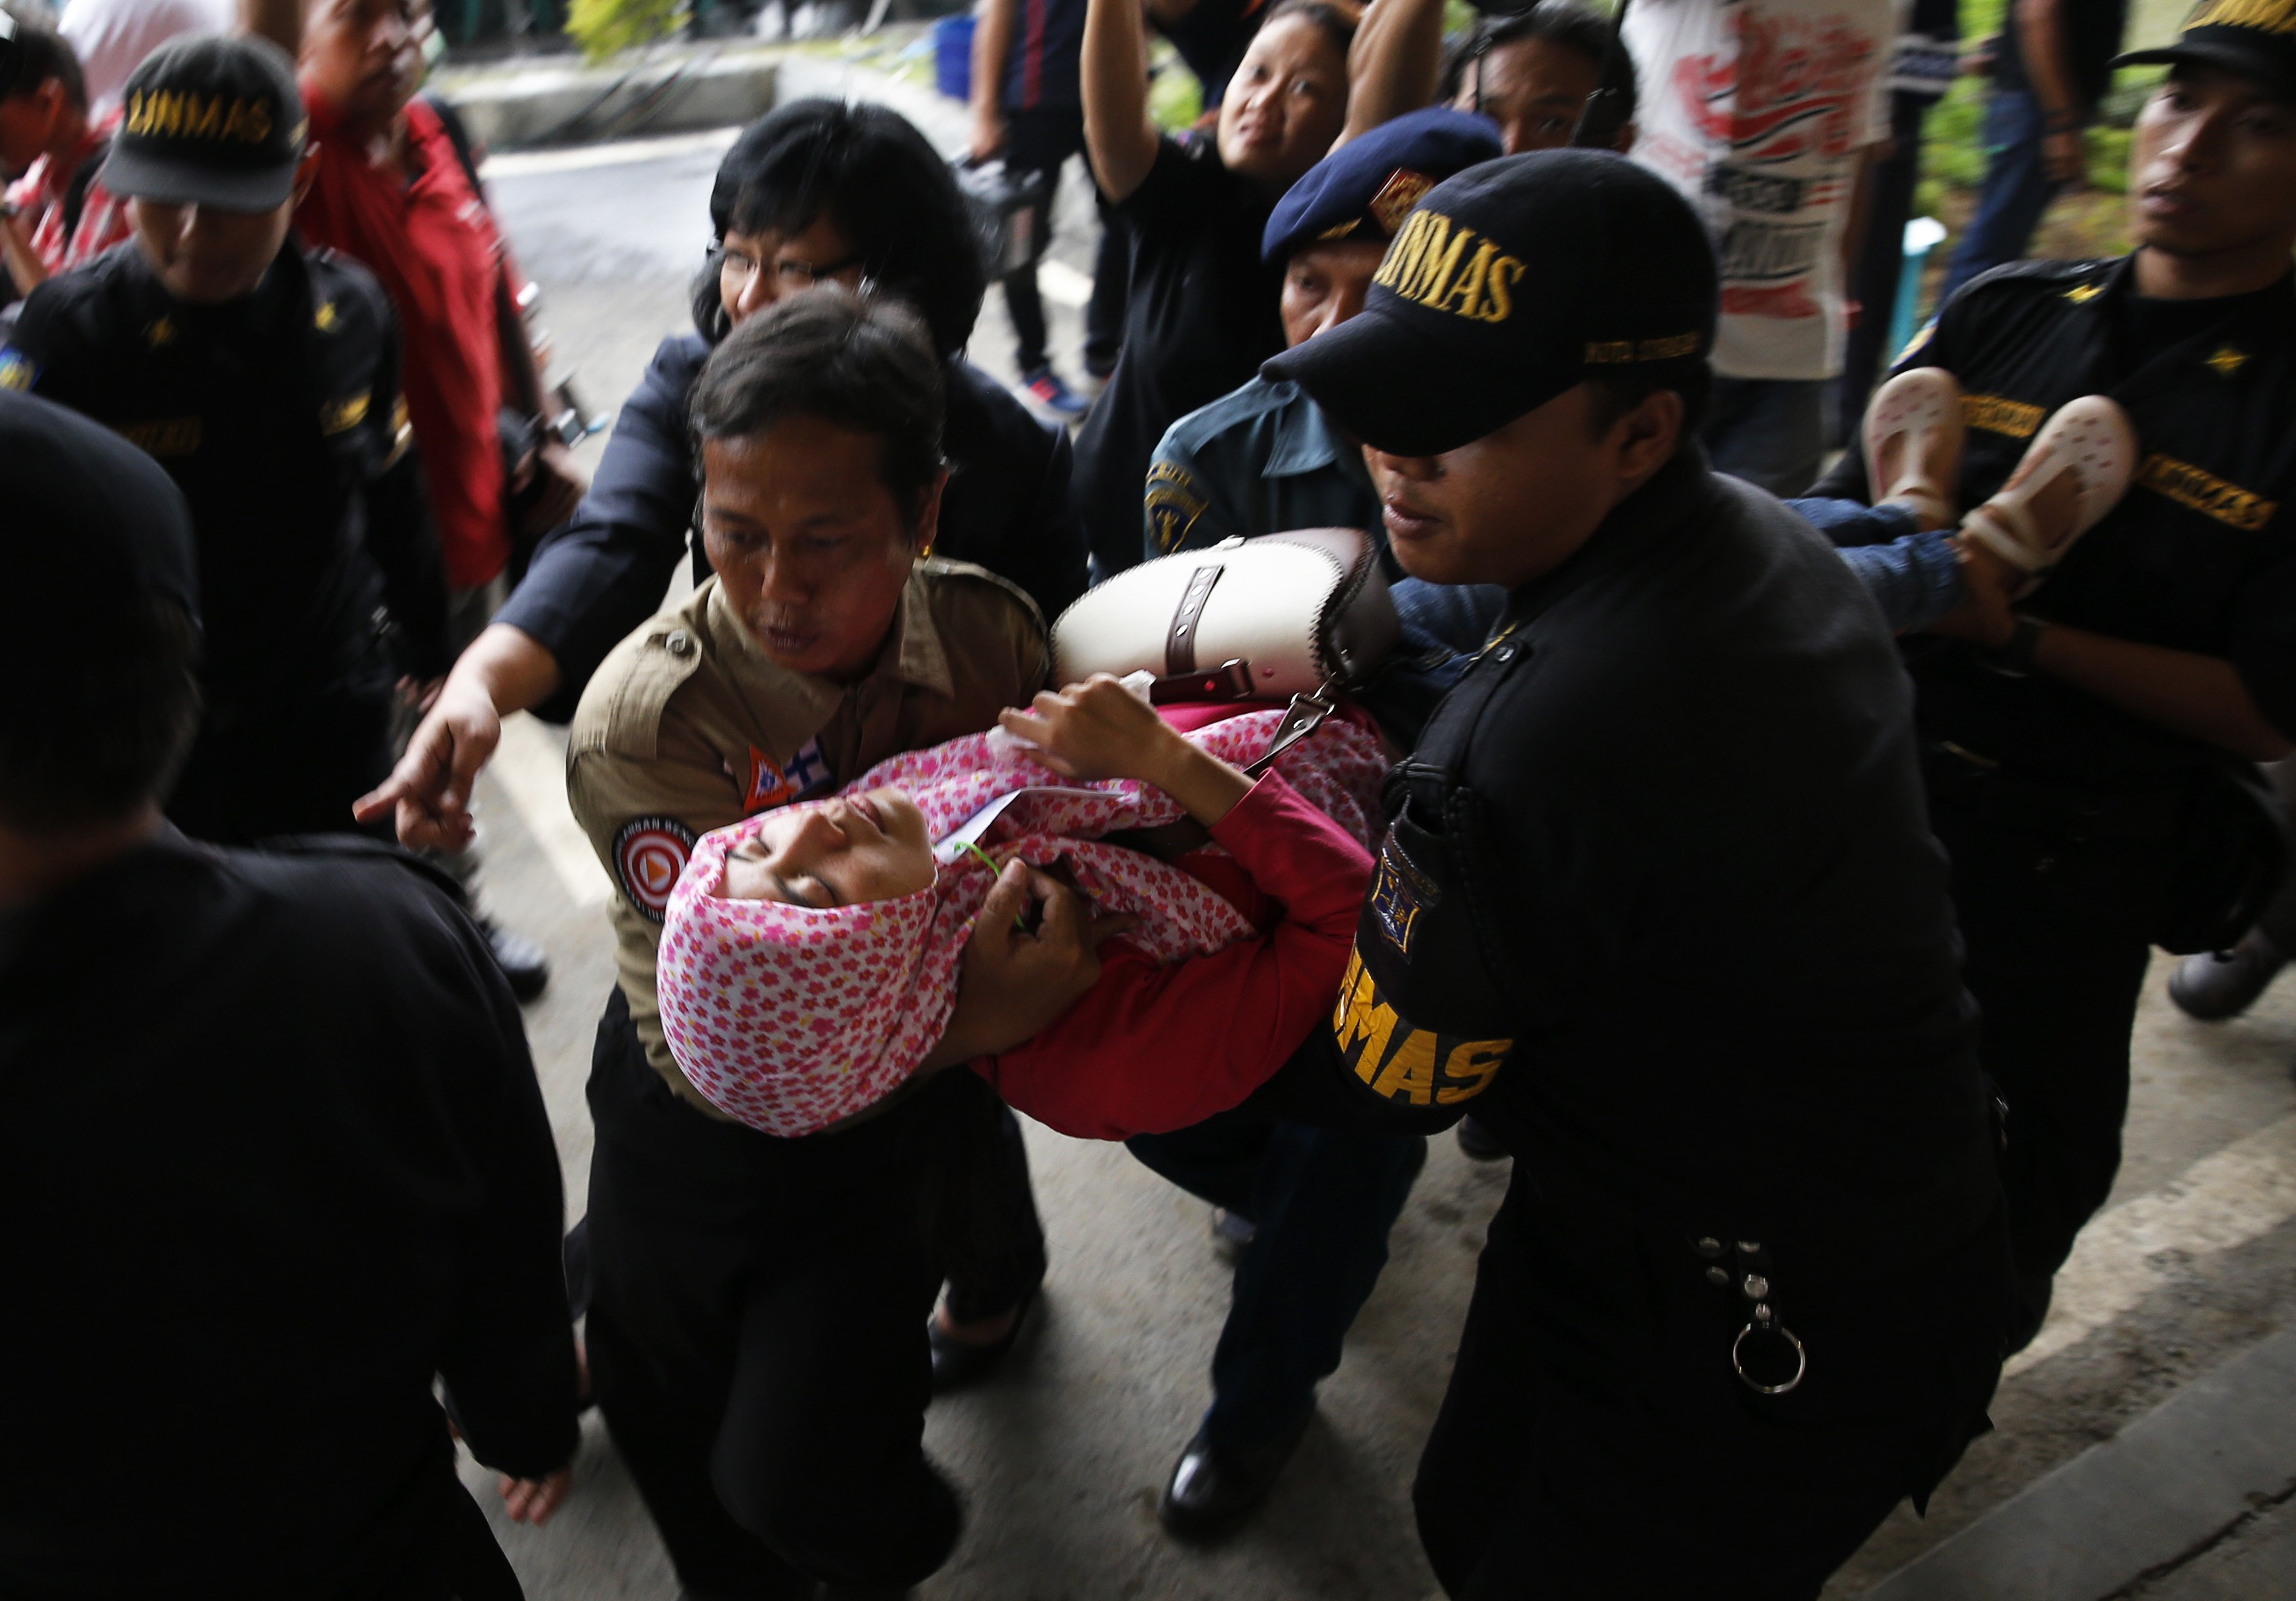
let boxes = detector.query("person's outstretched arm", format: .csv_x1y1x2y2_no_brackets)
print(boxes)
1343,0,1448,145
354,337,707,847
1083,0,1163,203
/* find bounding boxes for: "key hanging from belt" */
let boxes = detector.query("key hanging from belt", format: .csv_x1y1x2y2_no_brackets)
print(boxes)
1694,1235,1808,1395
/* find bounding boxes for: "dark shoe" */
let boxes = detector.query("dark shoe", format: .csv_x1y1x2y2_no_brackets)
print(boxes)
1157,1414,1311,1541
1209,1206,1256,1265
926,1287,1036,1392
1455,1114,1509,1162
2169,930,2284,1021
815,1587,917,1600
477,914,550,1003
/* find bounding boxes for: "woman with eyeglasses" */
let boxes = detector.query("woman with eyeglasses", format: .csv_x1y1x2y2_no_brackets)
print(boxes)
360,97,1088,848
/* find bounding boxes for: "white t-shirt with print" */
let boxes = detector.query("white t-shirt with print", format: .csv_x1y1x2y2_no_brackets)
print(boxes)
1623,0,1893,383
58,0,234,118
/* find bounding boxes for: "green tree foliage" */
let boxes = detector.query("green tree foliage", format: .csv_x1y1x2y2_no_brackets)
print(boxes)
567,0,686,62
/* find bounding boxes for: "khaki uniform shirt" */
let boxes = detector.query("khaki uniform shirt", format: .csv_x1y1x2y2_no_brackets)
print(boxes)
567,559,1049,1112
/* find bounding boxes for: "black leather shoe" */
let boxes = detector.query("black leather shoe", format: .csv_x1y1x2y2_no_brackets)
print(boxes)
2169,930,2284,1021
926,1288,1035,1392
476,915,550,1003
1455,1114,1509,1161
1157,1414,1311,1541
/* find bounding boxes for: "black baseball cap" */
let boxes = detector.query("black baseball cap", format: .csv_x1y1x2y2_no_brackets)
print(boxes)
1263,150,1717,457
0,390,199,632
2115,0,2296,100
101,33,308,212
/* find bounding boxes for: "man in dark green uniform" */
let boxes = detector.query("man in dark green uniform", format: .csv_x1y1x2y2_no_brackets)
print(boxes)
0,33,447,846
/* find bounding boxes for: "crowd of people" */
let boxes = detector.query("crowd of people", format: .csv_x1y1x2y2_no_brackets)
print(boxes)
7,0,2296,1596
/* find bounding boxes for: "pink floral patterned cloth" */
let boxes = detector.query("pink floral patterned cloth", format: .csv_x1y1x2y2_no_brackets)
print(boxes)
655,708,1387,1136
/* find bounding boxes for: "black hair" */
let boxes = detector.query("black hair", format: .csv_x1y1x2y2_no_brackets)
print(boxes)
0,7,86,110
1439,0,1637,127
1260,0,1361,61
0,594,199,831
689,98,986,359
690,289,948,528
1584,359,1712,440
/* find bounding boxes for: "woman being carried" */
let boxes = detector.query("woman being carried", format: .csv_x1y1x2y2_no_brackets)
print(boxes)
655,676,1387,1142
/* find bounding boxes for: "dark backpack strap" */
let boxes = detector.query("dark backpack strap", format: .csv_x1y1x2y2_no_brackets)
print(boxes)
420,91,487,198
62,136,109,238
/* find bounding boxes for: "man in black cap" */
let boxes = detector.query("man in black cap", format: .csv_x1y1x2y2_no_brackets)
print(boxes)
1807,1,2296,1350
0,31,448,848
1256,150,2013,1595
0,388,578,1599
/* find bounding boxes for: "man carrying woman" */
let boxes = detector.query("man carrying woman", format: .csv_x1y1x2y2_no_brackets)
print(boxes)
565,290,1080,1599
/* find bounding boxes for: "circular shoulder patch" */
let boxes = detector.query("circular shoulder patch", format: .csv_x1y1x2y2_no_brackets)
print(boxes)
613,816,698,923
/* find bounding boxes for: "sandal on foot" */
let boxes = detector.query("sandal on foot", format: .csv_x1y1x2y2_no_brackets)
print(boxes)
1863,367,1966,530
1959,395,2137,594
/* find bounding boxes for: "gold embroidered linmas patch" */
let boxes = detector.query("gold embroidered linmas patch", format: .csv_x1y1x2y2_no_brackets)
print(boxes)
2137,452,2280,531
2186,0,2296,37
1372,209,1527,323
123,89,296,146
117,417,202,456
1961,392,2047,438
1331,947,1511,1107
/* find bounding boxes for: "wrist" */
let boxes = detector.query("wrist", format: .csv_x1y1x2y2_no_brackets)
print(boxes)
1982,613,2051,676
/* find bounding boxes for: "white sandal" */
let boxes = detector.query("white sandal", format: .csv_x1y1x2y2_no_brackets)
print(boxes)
1862,367,1965,530
1959,396,2137,594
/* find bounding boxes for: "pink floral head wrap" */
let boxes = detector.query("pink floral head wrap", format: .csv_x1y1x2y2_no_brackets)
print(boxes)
655,708,1387,1136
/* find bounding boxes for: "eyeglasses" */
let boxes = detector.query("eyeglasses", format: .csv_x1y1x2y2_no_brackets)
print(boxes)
708,241,867,293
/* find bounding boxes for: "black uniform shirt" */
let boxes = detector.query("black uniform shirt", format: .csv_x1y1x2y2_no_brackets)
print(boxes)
495,331,1086,723
1308,451,1997,1262
1813,257,2296,788
0,831,577,1600
0,243,449,715
1071,135,1285,576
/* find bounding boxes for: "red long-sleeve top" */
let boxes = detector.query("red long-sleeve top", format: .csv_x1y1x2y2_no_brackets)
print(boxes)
970,770,1374,1140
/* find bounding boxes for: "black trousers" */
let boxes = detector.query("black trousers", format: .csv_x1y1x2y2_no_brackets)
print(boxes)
583,991,1043,1596
1414,1173,2011,1599
1126,1111,1425,1450
166,673,398,848
1927,785,2171,1348
999,106,1126,377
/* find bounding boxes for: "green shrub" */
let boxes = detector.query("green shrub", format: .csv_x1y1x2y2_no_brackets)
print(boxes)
566,0,686,62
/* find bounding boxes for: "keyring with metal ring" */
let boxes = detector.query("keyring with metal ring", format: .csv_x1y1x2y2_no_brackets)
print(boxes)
1731,1319,1807,1396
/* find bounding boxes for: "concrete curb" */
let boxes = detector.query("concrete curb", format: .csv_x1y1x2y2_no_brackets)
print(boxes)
441,47,781,151
1866,1329,2296,1600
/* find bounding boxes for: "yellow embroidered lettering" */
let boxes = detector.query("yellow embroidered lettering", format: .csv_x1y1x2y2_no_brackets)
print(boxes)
1434,239,1498,318
1477,255,1523,323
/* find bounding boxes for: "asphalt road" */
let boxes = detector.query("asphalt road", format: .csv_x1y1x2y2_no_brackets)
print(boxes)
457,105,2296,1601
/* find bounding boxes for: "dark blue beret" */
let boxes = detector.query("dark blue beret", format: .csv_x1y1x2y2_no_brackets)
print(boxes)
1261,107,1505,264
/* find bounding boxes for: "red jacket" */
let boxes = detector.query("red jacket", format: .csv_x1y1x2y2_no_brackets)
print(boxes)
972,770,1373,1139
